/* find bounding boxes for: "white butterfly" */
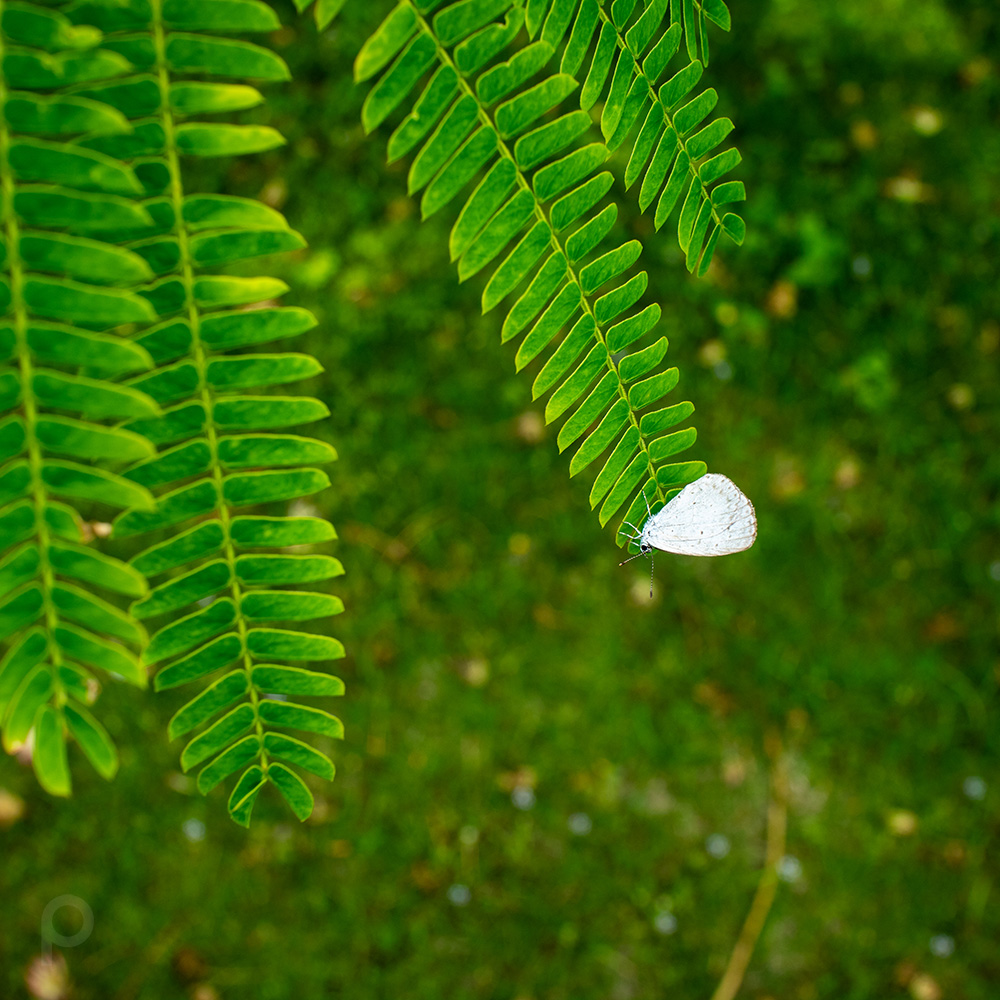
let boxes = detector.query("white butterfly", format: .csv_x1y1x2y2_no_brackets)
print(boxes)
619,474,757,594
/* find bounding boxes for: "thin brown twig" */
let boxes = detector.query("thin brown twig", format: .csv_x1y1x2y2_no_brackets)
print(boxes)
710,732,789,1000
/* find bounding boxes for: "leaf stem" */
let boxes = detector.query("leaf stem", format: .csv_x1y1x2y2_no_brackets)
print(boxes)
149,0,268,768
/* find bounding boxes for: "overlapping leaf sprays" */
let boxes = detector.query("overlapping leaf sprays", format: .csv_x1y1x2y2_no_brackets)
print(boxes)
355,0,745,539
59,0,346,826
562,0,745,262
0,0,160,794
1,0,345,824
2,0,748,824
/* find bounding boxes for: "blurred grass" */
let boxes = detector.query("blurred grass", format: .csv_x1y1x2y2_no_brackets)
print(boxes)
2,0,999,997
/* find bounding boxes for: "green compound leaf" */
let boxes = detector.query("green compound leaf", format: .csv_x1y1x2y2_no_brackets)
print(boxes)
57,0,347,825
537,0,745,269
357,0,705,551
0,2,164,797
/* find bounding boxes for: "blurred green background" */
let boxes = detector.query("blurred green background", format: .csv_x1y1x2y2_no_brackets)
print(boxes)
2,0,998,997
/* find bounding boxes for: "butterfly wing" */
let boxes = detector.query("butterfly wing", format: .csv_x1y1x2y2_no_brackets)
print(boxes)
643,474,757,556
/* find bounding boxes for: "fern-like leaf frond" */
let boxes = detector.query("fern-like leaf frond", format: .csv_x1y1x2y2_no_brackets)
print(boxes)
532,0,745,270
357,0,707,542
529,0,730,67
67,0,345,826
0,0,160,794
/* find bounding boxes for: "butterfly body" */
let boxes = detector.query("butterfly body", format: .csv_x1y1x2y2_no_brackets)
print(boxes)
619,475,757,595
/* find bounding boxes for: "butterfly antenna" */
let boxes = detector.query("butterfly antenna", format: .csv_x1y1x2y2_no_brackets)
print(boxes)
643,487,652,519
649,552,655,599
618,551,646,567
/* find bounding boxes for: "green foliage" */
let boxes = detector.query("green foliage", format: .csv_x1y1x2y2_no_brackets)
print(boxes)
0,0,159,795
566,0,744,256
293,0,348,30
45,0,344,826
1,0,343,822
527,0,743,257
0,0,739,820
4,0,1000,993
356,0,723,544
